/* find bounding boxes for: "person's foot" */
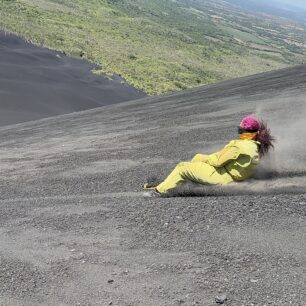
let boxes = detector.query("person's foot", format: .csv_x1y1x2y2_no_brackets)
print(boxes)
143,183,157,190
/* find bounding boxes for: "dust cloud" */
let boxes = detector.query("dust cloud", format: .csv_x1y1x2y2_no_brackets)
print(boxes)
255,95,306,176
168,94,306,197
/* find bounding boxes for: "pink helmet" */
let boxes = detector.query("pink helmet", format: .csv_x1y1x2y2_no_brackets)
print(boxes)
240,114,260,131
239,114,275,156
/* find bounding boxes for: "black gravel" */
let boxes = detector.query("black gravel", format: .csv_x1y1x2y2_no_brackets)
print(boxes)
0,65,305,305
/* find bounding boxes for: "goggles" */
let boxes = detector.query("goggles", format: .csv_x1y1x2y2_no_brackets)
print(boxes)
238,126,259,134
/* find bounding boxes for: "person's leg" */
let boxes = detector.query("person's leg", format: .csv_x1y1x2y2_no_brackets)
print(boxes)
191,153,209,163
156,161,233,193
144,154,208,190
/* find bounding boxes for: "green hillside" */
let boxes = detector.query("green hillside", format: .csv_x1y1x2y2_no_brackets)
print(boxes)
1,0,306,95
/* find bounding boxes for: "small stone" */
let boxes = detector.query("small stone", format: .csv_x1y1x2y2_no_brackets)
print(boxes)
215,294,227,304
108,279,114,284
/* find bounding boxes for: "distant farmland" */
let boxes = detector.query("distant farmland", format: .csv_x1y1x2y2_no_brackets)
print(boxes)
1,0,306,95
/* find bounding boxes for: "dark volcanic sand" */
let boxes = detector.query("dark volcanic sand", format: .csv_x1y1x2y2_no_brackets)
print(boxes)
0,64,305,305
0,31,146,126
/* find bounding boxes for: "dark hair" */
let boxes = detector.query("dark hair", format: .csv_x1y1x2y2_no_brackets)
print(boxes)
257,121,275,156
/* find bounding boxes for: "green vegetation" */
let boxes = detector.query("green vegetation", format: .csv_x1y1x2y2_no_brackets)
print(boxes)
1,0,306,95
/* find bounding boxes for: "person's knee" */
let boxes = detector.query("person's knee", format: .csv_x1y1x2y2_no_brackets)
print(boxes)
175,162,191,178
191,154,201,162
176,161,187,168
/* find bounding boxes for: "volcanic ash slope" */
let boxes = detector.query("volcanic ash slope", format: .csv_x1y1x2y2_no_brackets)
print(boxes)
0,31,146,126
0,65,305,305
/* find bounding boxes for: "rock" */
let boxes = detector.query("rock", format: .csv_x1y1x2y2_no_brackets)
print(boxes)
215,294,227,304
108,279,114,284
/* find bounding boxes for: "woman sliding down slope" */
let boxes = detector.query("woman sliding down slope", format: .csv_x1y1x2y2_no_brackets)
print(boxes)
143,115,274,197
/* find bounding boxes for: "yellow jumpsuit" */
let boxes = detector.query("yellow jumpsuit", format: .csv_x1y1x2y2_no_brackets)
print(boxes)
156,139,260,194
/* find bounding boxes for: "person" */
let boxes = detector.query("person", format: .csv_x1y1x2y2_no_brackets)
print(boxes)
143,115,274,197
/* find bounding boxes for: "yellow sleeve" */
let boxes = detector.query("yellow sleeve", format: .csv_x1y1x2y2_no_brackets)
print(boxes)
206,144,240,167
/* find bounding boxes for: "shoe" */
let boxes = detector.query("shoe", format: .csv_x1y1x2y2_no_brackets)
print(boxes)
143,183,157,190
143,188,162,198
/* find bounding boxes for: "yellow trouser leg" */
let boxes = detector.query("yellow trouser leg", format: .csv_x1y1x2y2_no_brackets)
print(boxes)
156,161,233,193
191,153,209,163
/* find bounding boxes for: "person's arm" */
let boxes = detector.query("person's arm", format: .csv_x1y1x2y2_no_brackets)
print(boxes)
206,144,240,167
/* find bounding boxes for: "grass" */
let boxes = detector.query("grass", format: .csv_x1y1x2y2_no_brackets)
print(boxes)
1,0,306,95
